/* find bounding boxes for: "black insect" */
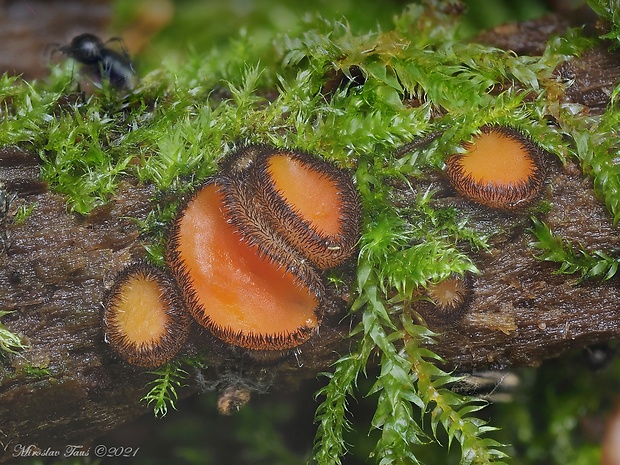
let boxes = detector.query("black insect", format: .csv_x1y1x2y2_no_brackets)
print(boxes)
58,33,136,90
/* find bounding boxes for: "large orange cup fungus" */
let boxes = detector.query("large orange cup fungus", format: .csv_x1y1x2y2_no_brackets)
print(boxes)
445,125,547,210
102,263,190,367
167,181,322,350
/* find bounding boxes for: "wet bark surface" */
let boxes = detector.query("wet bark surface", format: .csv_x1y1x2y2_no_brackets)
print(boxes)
1,8,620,460
434,159,620,368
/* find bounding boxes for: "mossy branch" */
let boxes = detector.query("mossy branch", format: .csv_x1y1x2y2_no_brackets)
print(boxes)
2,0,620,461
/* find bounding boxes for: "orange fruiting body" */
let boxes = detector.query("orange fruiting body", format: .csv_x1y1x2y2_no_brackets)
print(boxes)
417,274,472,327
427,275,470,315
167,181,321,350
103,263,190,368
253,147,360,269
445,125,546,210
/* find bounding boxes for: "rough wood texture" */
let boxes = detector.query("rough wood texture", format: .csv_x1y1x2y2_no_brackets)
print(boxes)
2,8,620,460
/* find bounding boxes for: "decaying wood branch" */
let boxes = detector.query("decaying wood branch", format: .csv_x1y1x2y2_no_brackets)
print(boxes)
2,9,620,460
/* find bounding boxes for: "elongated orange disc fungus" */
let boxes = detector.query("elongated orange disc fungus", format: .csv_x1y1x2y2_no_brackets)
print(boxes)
255,148,361,269
103,263,190,367
445,126,547,210
167,182,321,350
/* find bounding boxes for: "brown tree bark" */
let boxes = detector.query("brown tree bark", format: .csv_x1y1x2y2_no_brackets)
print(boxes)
2,8,620,461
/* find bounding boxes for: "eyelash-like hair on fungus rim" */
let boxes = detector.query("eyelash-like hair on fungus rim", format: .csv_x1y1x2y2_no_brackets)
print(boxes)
102,263,190,368
220,145,361,270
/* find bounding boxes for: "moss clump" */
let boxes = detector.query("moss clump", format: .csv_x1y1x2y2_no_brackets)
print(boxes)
22,365,51,378
530,217,619,282
141,360,189,418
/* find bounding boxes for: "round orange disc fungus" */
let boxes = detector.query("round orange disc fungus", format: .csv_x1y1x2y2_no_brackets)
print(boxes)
445,125,547,210
417,274,472,327
103,263,190,367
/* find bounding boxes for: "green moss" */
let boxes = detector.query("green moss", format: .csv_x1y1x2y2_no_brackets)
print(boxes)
529,217,619,282
22,365,51,379
586,0,620,44
142,361,189,418
13,202,38,225
0,311,26,355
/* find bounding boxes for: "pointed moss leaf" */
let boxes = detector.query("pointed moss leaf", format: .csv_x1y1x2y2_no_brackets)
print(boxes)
530,216,620,281
374,85,404,109
433,373,464,389
457,402,490,417
364,61,402,92
416,347,445,364
356,262,373,292
400,389,425,410
0,311,27,355
401,314,439,345
363,285,394,328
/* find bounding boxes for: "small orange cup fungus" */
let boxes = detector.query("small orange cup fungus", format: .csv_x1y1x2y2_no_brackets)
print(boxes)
258,150,360,268
103,263,190,368
445,125,547,210
167,181,322,351
417,274,471,326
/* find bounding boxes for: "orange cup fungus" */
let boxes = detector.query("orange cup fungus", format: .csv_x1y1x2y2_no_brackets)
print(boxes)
417,274,471,327
166,144,361,352
255,149,361,269
102,263,190,367
103,144,360,364
445,125,547,210
220,145,361,270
